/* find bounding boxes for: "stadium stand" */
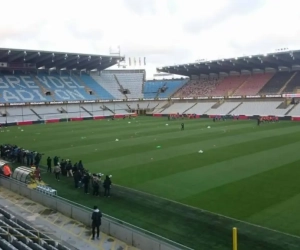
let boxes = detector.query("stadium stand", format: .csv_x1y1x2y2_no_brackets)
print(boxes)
281,72,300,93
182,102,216,115
233,73,274,95
231,101,293,116
36,73,96,101
0,186,139,250
79,73,114,100
90,73,125,99
0,75,52,103
115,73,144,98
143,79,187,98
206,102,242,115
258,72,294,94
210,75,249,96
160,103,195,114
287,103,300,116
174,79,219,97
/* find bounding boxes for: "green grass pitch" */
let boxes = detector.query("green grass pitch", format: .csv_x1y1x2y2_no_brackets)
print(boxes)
2,117,300,249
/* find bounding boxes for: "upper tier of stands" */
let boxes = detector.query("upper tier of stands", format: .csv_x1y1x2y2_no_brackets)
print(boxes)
115,73,144,98
258,72,294,94
174,79,219,97
3,71,300,103
282,72,300,93
143,79,188,98
233,73,274,95
210,75,249,96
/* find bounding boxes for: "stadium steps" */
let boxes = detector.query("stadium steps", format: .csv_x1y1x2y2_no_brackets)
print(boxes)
211,99,224,109
276,99,290,109
72,74,100,99
30,109,42,120
231,77,250,95
155,83,167,99
183,103,197,114
31,75,54,101
114,75,128,99
80,106,93,116
278,72,297,94
159,101,172,113
285,102,298,115
103,105,115,114
227,102,243,114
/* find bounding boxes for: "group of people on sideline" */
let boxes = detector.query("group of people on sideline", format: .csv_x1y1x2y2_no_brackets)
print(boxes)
46,156,112,197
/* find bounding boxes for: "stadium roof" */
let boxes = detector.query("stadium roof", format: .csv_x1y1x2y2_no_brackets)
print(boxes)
157,50,300,76
0,48,124,71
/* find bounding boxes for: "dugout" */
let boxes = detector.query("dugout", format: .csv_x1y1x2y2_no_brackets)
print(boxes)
12,166,33,183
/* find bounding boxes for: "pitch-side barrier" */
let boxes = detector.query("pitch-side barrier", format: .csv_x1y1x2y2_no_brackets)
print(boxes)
0,176,193,250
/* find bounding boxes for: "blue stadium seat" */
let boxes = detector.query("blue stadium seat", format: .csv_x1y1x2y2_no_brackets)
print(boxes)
80,73,114,100
143,79,188,98
35,73,95,101
0,75,53,103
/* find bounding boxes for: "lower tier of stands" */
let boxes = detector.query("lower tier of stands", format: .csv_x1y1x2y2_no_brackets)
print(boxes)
1,100,300,124
154,100,298,116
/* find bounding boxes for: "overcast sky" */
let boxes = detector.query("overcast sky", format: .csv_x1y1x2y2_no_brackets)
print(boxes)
1,0,300,79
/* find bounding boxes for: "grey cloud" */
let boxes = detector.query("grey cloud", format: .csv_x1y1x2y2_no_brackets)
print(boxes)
184,0,266,34
122,0,157,15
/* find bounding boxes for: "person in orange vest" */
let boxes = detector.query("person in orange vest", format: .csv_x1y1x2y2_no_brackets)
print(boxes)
2,164,11,178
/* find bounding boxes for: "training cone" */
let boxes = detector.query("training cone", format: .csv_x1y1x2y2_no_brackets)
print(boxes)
166,124,169,126
115,139,119,141
156,146,161,149
207,126,211,129
198,150,203,153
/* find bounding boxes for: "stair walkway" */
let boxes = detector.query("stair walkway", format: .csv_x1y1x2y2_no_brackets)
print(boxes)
0,187,139,250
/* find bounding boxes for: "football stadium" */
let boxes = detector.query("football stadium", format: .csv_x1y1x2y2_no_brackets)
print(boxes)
1,46,300,250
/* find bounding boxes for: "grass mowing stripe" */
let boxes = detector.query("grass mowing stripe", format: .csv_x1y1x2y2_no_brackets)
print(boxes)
138,136,300,200
91,124,300,174
181,159,300,224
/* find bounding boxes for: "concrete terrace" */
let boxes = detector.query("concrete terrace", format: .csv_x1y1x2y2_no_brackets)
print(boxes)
0,186,139,250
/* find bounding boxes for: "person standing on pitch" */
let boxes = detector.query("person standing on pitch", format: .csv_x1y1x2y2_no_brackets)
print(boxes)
181,122,184,131
91,206,102,240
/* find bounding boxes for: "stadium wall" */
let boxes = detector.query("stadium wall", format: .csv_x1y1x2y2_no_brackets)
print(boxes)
0,177,192,250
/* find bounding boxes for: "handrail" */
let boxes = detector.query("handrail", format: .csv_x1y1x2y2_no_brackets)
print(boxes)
0,176,194,250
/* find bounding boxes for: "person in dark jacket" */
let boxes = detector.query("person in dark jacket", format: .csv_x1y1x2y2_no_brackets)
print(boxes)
83,172,90,194
91,206,102,240
47,157,52,173
103,175,112,197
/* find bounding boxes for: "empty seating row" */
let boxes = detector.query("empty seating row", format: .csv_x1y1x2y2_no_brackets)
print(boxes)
91,73,125,99
115,73,144,98
282,72,300,93
234,73,274,95
0,207,70,250
231,101,293,116
206,102,241,115
175,79,219,97
259,72,294,94
211,75,249,96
